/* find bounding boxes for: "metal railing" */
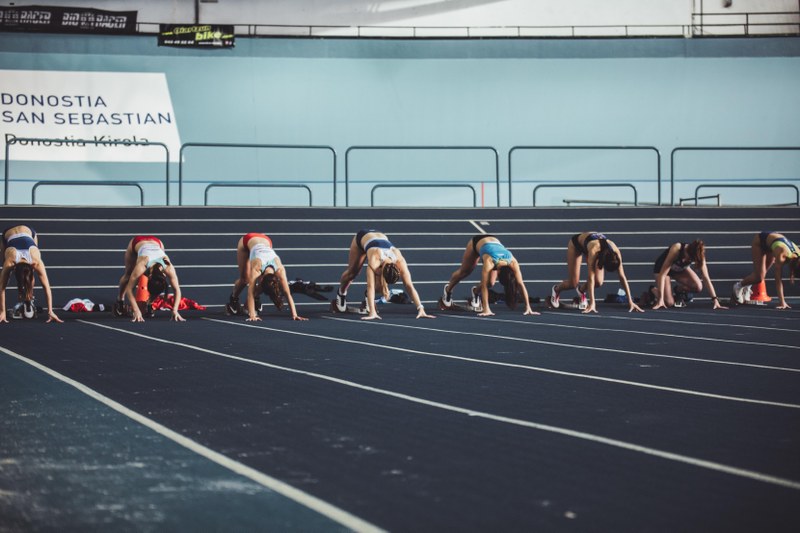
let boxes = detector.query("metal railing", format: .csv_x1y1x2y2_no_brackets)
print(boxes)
678,193,720,206
533,183,638,207
4,136,170,205
32,181,144,205
508,145,661,207
670,146,800,206
134,10,800,39
370,183,477,207
692,10,800,37
345,146,500,207
178,142,336,206
204,183,313,206
691,184,799,206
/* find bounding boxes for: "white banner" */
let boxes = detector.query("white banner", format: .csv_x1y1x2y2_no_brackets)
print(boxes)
1,70,181,162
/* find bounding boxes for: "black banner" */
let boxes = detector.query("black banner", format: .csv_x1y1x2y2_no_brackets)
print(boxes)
158,24,235,48
0,5,137,34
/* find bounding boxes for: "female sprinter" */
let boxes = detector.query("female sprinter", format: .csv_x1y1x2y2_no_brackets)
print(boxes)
226,233,307,322
334,229,433,320
0,224,62,323
116,236,185,322
732,231,800,310
441,234,537,317
550,232,643,314
652,240,725,310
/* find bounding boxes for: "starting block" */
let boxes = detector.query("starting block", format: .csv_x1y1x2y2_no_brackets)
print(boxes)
330,299,368,315
733,281,771,306
437,298,478,313
11,300,38,319
549,297,587,310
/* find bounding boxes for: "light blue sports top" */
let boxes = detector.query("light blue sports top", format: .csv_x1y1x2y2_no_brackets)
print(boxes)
479,242,513,264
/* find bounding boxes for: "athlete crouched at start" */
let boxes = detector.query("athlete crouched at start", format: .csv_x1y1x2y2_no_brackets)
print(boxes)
227,233,307,322
732,231,800,310
0,224,62,323
116,236,185,322
651,239,725,310
334,229,434,320
550,232,643,314
441,234,537,317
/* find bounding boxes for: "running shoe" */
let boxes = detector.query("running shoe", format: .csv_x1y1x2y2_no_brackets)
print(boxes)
673,288,686,307
731,282,745,304
225,295,240,316
112,299,126,317
549,284,561,309
576,284,587,309
441,284,453,308
467,287,483,312
11,302,23,320
23,300,36,319
333,291,347,312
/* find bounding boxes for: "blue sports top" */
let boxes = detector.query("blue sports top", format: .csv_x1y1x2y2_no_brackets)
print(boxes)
479,242,514,264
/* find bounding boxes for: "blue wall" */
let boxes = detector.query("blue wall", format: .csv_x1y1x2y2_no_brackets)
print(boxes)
2,33,799,206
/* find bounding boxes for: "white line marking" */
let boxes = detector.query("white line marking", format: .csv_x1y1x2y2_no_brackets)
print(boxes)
74,320,800,491
468,220,487,233
34,230,798,237
0,344,383,533
442,314,800,354
4,216,798,223
36,245,769,253
557,312,800,331
336,316,800,377
219,317,800,408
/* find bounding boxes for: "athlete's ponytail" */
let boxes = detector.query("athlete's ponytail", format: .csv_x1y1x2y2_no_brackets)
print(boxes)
382,263,400,284
596,240,621,272
790,256,800,284
146,263,168,296
261,272,285,310
498,266,518,310
687,240,705,264
14,263,34,301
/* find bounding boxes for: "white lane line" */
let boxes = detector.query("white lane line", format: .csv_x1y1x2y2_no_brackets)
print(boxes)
211,316,800,408
468,220,487,233
0,344,383,533
443,314,800,353
32,230,799,237
561,312,800,331
39,245,760,252
73,320,800,491
5,216,798,223
330,316,800,377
